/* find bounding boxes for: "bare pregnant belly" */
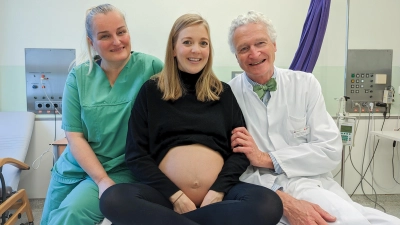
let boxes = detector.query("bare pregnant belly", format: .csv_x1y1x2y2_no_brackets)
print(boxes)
159,144,224,206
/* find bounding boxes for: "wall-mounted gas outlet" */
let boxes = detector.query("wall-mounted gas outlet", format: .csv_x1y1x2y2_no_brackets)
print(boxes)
35,101,62,113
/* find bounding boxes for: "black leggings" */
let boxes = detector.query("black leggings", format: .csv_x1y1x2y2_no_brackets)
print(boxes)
100,182,283,225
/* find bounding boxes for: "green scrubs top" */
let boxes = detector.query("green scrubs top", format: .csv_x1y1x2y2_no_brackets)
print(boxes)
54,52,163,183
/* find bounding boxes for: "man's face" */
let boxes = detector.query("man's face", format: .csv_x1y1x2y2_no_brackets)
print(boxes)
233,23,276,84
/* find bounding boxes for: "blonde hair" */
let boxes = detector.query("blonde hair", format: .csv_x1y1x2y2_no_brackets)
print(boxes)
155,13,223,102
84,4,126,74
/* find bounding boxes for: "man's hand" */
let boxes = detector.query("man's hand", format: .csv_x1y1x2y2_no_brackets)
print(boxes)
277,191,336,225
97,176,115,198
231,127,273,169
200,190,224,208
170,191,196,214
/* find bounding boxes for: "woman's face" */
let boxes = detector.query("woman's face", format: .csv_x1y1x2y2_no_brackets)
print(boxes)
174,24,210,74
89,11,131,64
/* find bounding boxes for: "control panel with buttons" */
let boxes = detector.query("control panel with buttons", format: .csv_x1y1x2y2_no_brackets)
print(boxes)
345,50,393,113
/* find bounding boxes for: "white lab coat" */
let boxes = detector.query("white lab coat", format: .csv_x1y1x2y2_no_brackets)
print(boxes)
229,67,400,225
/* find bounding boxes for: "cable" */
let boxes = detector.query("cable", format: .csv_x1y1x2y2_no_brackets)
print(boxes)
40,77,61,115
392,141,400,185
348,144,386,212
31,145,55,170
353,103,362,140
349,112,386,212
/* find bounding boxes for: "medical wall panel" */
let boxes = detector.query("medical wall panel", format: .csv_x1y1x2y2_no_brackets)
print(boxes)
345,49,393,113
25,48,76,114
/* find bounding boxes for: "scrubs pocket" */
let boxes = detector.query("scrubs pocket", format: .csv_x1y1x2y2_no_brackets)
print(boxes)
81,106,102,142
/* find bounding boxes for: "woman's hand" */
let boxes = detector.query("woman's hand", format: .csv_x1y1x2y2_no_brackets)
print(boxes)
97,176,116,198
200,190,224,208
170,190,196,214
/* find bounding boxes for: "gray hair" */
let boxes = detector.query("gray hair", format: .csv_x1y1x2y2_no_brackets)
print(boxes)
228,10,277,53
84,4,126,74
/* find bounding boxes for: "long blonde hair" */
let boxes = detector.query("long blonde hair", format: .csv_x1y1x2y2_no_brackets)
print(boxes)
155,13,223,102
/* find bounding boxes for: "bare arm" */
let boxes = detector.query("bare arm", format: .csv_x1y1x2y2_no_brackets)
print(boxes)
66,131,115,197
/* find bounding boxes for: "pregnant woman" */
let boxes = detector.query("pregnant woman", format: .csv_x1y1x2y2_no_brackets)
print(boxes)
99,13,283,225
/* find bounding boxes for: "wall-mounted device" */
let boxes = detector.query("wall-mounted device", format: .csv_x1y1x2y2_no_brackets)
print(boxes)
25,48,76,114
345,49,393,113
383,89,393,104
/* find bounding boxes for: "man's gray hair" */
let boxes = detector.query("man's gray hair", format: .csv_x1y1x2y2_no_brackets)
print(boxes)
228,11,277,53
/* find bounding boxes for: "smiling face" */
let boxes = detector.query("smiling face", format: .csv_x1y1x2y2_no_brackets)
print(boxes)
88,10,131,64
233,22,277,84
173,24,210,74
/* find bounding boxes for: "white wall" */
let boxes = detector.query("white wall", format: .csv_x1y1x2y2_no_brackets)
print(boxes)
1,0,400,198
19,120,64,198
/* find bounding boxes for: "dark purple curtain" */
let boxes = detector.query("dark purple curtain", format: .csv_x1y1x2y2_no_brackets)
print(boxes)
289,0,331,72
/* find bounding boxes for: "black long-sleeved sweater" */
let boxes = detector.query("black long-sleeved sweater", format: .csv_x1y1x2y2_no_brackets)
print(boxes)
125,70,249,199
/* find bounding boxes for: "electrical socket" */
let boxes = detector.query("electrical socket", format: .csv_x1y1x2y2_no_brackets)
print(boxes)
35,101,62,110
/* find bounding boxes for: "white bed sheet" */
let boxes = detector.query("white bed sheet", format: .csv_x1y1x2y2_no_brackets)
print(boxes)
0,112,35,190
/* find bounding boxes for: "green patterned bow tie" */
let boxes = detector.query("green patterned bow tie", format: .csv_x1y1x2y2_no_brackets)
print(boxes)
253,78,277,99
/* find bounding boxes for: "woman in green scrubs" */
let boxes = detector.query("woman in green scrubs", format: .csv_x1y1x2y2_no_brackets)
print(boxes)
40,4,163,225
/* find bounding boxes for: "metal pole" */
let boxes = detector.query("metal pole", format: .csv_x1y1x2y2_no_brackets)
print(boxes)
341,145,346,187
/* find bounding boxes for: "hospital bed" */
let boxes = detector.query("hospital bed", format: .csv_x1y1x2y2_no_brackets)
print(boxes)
0,112,35,224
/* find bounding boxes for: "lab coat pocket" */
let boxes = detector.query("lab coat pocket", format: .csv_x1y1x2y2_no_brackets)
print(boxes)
287,116,308,144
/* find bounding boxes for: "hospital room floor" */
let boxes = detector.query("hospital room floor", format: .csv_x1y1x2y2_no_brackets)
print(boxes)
14,195,400,224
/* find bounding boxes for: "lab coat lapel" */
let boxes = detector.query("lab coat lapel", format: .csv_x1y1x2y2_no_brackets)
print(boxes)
266,70,289,150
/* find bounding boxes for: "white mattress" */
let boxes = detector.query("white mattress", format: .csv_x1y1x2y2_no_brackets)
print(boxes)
0,112,35,190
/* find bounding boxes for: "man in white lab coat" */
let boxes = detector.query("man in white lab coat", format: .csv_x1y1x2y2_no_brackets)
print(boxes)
228,10,400,225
